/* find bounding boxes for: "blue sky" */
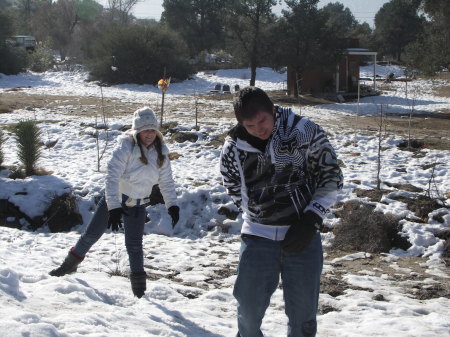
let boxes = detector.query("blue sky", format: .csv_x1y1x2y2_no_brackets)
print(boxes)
125,0,390,27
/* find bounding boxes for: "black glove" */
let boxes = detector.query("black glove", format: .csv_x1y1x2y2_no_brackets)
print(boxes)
168,206,180,228
282,211,323,253
107,207,127,232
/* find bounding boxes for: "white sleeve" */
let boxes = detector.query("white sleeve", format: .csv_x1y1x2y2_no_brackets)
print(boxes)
158,157,177,209
220,140,243,211
105,138,132,210
305,123,343,218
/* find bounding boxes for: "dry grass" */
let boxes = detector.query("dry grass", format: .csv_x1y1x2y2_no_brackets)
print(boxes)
0,104,12,113
434,85,450,98
332,201,410,253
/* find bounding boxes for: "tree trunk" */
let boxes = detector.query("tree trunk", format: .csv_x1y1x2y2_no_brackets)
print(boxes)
250,60,257,86
60,49,67,61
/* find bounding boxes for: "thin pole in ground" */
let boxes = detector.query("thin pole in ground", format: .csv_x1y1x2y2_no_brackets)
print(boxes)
158,67,170,126
195,92,199,131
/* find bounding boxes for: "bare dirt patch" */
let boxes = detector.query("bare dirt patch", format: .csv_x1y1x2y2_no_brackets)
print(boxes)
2,90,450,150
325,249,450,300
335,113,450,150
0,91,235,121
0,91,141,117
434,85,450,98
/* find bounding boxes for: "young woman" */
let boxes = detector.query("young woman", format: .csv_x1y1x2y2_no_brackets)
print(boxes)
49,107,179,298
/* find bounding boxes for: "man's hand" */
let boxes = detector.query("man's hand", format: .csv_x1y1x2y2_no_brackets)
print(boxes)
282,211,323,253
107,208,127,232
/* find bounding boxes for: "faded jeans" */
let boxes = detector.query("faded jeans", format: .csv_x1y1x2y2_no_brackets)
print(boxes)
73,196,147,273
234,233,323,337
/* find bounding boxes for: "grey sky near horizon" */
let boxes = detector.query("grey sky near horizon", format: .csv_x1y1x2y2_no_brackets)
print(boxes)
112,0,390,27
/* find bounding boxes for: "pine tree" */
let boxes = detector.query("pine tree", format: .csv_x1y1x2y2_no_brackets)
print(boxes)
374,0,424,61
15,121,42,176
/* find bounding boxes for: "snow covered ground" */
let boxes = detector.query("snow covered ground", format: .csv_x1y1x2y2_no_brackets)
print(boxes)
0,66,449,337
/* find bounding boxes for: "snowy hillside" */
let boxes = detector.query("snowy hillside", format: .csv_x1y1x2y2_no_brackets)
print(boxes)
0,66,449,337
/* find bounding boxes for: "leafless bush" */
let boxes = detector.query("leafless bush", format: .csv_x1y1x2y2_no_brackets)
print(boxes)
332,202,410,253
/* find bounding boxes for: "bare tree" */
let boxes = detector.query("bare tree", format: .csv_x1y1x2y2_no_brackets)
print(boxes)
31,0,80,60
225,0,276,86
108,0,139,25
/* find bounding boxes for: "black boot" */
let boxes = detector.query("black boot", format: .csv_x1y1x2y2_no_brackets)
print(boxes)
49,249,84,277
130,272,147,298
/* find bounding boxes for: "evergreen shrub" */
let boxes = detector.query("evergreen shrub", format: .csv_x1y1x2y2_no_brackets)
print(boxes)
88,24,192,85
0,45,28,75
15,121,42,176
27,40,55,72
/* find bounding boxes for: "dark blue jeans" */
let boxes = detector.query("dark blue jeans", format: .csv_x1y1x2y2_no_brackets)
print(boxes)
73,197,147,273
234,233,323,337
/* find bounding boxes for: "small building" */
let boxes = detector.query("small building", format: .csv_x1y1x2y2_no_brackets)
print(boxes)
336,48,378,93
287,39,377,97
7,35,36,51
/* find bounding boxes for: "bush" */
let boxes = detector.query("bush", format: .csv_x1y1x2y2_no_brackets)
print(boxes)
27,40,55,72
332,202,411,253
404,21,450,76
0,45,28,75
0,12,28,75
14,121,42,176
44,193,83,232
88,24,192,85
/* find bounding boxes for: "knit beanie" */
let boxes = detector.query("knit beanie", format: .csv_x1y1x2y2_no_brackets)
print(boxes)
133,107,164,139
132,107,159,133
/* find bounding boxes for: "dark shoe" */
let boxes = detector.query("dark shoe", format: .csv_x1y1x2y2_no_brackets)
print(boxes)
130,272,147,298
49,249,84,277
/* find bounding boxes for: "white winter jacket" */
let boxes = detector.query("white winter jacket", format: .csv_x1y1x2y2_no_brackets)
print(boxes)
105,134,177,210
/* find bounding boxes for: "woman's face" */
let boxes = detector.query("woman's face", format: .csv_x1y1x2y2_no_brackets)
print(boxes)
138,129,157,147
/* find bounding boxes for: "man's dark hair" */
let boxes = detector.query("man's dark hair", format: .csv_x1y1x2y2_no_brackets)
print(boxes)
234,87,274,123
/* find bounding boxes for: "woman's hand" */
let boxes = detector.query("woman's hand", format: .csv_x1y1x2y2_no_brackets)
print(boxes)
168,206,180,228
107,208,128,232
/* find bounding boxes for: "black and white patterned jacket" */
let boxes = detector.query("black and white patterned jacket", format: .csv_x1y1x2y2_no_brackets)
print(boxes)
220,106,343,240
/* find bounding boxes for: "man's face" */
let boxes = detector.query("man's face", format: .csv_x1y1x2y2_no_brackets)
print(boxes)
241,110,275,140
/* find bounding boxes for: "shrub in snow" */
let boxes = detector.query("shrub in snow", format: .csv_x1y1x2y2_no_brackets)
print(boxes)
27,40,55,72
43,193,83,232
389,194,443,222
0,12,27,74
171,132,199,143
0,45,27,75
332,201,411,253
88,25,192,85
397,139,425,150
14,121,42,176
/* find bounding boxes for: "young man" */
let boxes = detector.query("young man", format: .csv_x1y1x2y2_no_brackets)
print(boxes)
220,87,343,337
